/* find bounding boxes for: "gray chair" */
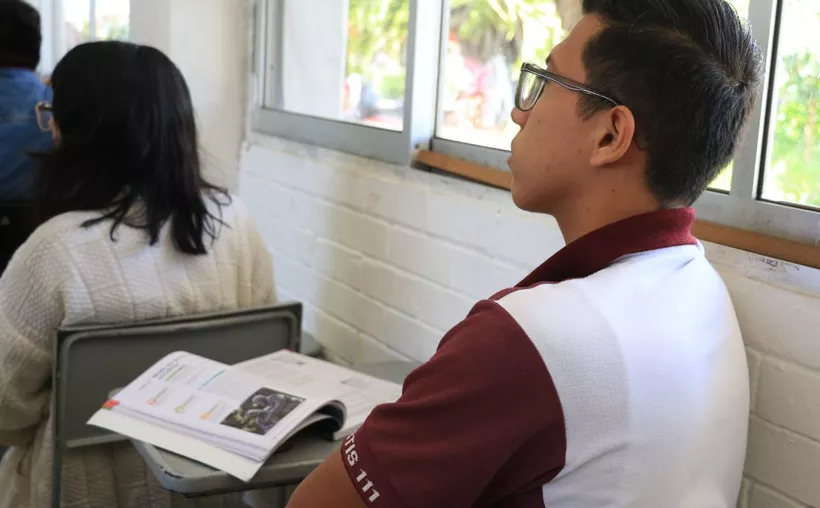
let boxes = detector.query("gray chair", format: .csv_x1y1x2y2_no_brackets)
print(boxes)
51,302,302,508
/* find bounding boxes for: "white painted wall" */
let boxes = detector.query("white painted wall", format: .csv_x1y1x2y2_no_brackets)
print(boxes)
129,0,171,54
130,0,249,190
238,135,820,508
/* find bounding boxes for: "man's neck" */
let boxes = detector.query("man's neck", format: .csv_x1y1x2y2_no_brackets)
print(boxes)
553,192,662,245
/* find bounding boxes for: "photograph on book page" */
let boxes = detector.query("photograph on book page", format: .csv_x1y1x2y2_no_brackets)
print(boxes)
221,387,305,436
237,350,403,438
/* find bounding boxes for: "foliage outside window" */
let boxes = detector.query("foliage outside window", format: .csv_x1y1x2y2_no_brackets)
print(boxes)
257,0,820,245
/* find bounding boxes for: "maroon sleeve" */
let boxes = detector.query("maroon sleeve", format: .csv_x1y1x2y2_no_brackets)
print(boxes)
340,300,566,508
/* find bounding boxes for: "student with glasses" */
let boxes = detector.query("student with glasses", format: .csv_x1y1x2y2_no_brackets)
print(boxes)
0,0,53,200
0,41,276,508
289,1,762,507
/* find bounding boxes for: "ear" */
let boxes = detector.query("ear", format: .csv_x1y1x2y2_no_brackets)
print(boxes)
589,105,637,167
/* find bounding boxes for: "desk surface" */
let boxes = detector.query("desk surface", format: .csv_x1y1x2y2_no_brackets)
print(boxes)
133,360,417,497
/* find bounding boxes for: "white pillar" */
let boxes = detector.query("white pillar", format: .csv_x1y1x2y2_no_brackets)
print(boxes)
128,0,249,190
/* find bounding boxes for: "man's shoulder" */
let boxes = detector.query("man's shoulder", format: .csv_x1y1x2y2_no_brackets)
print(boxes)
0,75,49,117
341,297,566,508
436,282,604,362
493,281,610,354
436,298,539,366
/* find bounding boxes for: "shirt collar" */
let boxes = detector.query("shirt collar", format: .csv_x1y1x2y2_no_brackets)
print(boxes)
518,207,697,287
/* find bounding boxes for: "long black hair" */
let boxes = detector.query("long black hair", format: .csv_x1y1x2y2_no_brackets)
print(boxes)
34,41,229,255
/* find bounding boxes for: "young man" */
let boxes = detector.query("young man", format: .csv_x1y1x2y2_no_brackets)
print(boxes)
0,0,53,200
289,0,762,506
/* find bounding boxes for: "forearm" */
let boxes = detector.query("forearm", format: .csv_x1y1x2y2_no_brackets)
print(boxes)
287,451,367,508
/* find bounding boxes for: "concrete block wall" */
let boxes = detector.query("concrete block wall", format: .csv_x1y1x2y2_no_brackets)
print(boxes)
239,136,820,508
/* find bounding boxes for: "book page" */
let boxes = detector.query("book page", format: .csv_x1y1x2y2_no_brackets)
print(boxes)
237,351,403,439
101,352,333,460
88,409,265,482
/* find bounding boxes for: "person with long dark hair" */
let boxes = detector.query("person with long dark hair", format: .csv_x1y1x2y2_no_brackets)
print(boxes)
0,41,275,508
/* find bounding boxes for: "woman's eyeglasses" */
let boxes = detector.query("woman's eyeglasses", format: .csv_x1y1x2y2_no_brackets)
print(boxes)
35,101,53,133
515,62,620,112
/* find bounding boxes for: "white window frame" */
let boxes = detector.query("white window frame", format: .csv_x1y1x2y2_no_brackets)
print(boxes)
38,0,119,72
251,0,441,166
252,0,820,246
692,0,820,245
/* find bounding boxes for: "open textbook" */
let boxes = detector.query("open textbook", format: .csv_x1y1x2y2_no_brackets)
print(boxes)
87,350,403,481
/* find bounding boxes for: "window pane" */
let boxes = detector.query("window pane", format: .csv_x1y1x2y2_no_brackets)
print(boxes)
95,0,130,40
761,0,820,208
438,0,566,150
710,164,733,192
730,0,750,17
275,0,409,131
708,0,749,191
64,0,92,51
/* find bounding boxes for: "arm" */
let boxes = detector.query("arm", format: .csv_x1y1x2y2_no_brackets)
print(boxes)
0,238,65,446
287,300,565,508
288,452,366,508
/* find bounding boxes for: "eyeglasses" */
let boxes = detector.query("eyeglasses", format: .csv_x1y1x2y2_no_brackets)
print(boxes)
515,62,620,112
35,101,53,133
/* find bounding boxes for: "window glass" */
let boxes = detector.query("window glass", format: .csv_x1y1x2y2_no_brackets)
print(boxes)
437,0,566,150
760,0,820,208
63,0,92,51
62,0,129,58
275,0,409,131
95,0,130,40
709,0,750,191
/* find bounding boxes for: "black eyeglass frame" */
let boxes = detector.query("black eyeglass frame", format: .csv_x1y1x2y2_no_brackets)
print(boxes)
515,62,649,149
515,62,621,111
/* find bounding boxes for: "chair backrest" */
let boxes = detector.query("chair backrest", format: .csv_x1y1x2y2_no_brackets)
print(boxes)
53,302,302,448
51,302,302,507
0,201,34,274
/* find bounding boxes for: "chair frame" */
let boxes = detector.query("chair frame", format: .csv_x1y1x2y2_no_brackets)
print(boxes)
50,302,302,508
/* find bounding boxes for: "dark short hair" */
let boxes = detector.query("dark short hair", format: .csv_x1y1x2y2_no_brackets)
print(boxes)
34,41,229,255
0,0,42,69
580,0,763,206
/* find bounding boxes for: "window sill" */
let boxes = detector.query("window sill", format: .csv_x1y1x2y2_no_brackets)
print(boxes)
416,150,820,271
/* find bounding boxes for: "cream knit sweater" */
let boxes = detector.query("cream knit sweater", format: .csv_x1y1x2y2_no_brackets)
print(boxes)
0,196,276,508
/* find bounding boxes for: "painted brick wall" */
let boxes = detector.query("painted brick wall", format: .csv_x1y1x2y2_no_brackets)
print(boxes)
239,136,820,508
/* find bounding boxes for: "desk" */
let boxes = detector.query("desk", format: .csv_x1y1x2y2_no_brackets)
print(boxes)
132,360,417,499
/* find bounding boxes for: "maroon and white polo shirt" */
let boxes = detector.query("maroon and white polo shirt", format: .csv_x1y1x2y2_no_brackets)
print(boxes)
341,208,749,508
